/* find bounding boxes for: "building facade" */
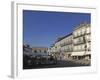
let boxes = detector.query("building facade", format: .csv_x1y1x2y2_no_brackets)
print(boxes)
49,23,91,60
49,33,73,60
32,47,48,55
23,44,48,56
72,23,91,60
23,44,32,56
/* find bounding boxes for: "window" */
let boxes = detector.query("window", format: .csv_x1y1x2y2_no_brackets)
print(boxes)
74,31,77,37
78,37,81,42
44,50,47,53
78,45,81,51
74,39,78,44
78,30,81,36
86,35,90,41
87,43,91,51
82,28,85,35
87,27,90,33
81,45,85,50
77,46,79,51
64,46,66,51
74,46,78,51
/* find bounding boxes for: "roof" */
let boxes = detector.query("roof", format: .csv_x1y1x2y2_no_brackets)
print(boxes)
55,33,72,42
74,23,90,30
32,47,48,50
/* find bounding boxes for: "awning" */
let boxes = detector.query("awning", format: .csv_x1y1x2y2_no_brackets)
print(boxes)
71,52,85,56
85,51,91,55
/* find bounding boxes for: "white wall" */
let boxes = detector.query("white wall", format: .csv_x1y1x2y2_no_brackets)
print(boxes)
0,0,100,80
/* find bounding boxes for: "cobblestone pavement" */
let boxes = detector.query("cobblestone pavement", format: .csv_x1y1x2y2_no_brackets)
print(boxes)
24,59,91,69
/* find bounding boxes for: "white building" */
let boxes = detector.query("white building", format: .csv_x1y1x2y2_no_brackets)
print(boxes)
50,33,73,60
72,23,91,60
49,23,91,60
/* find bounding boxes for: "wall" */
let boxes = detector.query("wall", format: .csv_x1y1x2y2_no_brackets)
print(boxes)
0,0,100,80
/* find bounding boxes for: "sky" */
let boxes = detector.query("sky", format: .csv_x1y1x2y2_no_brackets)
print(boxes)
23,10,91,47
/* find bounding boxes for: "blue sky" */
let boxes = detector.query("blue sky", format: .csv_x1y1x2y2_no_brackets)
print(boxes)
23,10,91,47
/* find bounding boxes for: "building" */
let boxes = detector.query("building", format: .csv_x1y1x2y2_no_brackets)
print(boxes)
72,23,91,60
23,44,32,56
32,47,48,53
50,33,73,60
49,23,91,60
23,44,48,56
